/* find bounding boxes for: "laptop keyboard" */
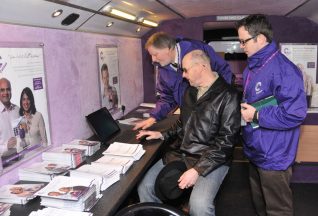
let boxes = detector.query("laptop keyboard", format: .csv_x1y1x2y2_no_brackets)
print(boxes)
115,131,141,144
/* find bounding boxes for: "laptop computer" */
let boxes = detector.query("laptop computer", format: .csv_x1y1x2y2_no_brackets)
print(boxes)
86,107,139,144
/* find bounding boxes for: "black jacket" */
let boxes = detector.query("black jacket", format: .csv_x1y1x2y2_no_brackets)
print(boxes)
162,77,241,177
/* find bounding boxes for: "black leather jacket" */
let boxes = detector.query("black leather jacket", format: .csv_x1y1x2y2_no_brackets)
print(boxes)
162,77,241,176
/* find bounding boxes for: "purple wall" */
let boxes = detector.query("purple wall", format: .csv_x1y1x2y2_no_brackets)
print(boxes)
142,15,318,102
0,23,144,185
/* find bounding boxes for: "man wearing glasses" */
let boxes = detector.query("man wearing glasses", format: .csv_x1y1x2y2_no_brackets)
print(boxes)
0,78,19,157
136,50,241,216
237,14,307,216
133,32,233,130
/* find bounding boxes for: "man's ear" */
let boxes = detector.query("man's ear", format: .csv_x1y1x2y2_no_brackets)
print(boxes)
258,34,268,45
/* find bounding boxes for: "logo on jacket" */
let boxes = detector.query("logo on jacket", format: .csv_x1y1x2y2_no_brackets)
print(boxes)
255,82,263,94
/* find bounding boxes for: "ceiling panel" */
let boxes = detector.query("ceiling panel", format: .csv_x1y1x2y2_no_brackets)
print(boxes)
0,0,94,31
100,0,181,24
66,0,111,11
0,0,316,38
78,13,151,38
160,0,308,18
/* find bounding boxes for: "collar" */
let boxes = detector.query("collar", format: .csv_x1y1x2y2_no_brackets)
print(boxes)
197,72,219,99
247,41,278,70
170,43,181,70
0,102,16,113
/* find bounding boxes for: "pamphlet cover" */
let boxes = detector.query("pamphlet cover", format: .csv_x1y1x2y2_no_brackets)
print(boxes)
0,183,44,204
251,95,278,129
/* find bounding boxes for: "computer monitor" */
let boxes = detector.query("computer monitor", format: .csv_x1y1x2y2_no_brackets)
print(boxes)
86,107,120,144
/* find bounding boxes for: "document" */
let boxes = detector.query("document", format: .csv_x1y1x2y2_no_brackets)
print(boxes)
70,163,120,191
18,162,70,182
62,139,101,156
103,142,145,161
36,176,98,211
92,155,134,174
0,183,44,205
250,95,278,129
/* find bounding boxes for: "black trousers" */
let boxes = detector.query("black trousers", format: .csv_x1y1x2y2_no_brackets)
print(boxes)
249,163,293,216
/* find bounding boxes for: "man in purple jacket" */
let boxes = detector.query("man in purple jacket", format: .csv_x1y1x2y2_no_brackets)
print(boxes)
237,14,307,216
133,32,233,130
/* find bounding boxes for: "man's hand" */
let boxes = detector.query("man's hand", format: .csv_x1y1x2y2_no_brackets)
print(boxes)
7,137,17,149
136,130,163,140
178,168,199,189
241,103,257,123
133,117,156,130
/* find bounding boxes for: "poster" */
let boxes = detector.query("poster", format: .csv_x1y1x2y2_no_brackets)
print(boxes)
281,43,318,112
0,43,51,171
97,46,120,115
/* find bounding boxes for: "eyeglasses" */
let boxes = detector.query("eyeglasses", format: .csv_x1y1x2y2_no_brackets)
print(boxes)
239,35,257,46
0,88,11,93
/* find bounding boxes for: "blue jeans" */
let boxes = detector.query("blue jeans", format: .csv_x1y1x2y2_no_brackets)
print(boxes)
138,159,229,216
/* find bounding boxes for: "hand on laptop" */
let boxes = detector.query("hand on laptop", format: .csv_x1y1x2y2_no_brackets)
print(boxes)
136,130,163,141
133,117,156,130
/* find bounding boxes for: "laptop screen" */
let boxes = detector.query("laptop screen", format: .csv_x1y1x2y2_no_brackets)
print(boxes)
86,107,120,143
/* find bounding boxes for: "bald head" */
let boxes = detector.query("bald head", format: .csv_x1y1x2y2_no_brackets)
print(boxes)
183,50,210,67
0,77,12,107
182,50,216,87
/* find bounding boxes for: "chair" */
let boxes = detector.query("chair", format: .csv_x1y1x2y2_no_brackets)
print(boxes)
114,202,186,216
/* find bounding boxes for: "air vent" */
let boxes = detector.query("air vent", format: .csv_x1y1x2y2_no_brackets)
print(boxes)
61,13,79,26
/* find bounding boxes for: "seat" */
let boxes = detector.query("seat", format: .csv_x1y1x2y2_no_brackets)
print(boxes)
114,202,186,216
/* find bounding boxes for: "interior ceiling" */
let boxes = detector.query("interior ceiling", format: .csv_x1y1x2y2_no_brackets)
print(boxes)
0,0,316,38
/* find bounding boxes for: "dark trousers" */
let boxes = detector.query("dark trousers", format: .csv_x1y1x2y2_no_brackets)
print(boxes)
249,163,293,216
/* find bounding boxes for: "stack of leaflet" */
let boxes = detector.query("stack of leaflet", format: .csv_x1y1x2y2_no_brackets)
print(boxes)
102,142,145,161
29,207,93,216
19,162,71,182
62,139,101,156
92,155,134,174
42,147,86,168
0,203,12,216
0,183,44,205
70,163,121,191
36,176,98,212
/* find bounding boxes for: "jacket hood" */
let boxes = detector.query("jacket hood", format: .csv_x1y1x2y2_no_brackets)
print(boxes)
247,41,279,70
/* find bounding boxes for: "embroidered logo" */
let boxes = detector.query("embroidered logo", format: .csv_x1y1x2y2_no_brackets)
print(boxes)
255,82,263,94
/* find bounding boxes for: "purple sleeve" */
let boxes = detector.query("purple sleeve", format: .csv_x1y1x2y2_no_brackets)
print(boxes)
204,44,233,84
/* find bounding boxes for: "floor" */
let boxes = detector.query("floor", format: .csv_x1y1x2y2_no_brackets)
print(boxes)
119,146,318,216
216,162,318,216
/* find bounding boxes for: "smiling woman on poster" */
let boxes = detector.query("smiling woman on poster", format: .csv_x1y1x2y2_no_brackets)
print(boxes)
19,87,47,147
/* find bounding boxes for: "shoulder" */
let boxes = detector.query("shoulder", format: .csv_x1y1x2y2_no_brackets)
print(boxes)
33,111,44,119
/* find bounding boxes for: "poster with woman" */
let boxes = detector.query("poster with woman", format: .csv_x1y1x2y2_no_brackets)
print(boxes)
0,43,51,171
97,46,120,115
281,43,318,111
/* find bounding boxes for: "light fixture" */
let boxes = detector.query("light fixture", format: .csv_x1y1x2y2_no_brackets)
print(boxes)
106,21,114,27
136,26,142,32
142,19,158,27
110,8,136,21
52,9,63,18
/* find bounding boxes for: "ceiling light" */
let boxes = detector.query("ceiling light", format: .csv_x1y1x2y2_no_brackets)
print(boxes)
52,9,63,18
122,1,134,6
142,19,158,27
110,8,136,21
136,27,142,32
106,21,114,27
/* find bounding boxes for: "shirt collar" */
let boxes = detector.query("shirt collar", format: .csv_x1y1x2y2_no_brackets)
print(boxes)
0,102,16,113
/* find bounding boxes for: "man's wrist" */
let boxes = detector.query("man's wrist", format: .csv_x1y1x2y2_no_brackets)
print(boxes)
253,110,259,123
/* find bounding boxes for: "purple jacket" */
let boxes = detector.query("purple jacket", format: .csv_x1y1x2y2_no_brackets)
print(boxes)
242,41,307,170
150,38,233,120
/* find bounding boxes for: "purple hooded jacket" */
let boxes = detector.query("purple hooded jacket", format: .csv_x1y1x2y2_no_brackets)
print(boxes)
242,41,307,170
